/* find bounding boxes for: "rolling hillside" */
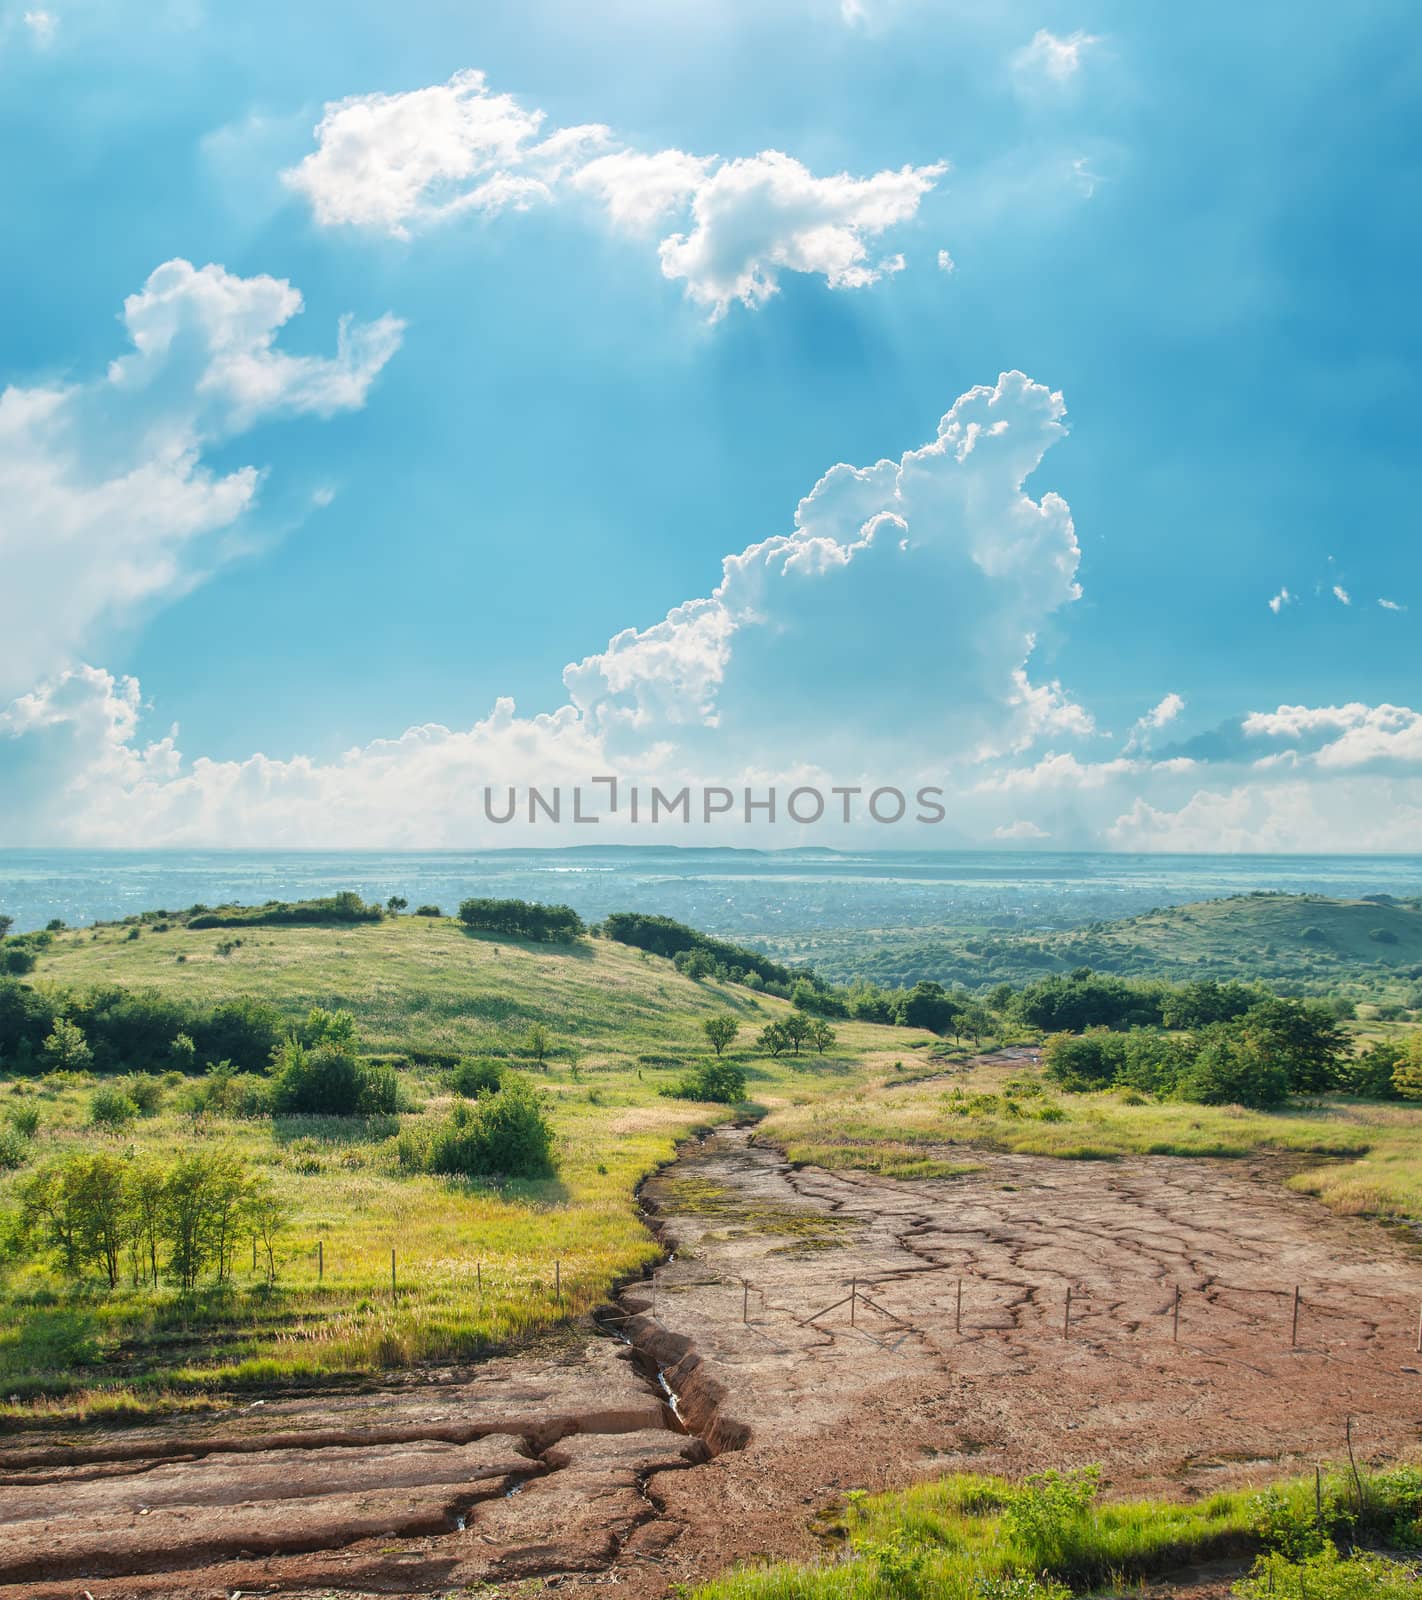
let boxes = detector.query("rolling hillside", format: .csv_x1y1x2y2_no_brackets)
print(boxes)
762,892,1422,999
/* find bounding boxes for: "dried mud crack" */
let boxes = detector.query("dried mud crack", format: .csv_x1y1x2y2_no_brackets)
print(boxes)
6,1106,1422,1600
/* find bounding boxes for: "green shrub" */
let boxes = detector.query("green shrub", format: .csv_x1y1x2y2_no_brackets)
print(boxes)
89,1085,138,1129
0,1126,29,1170
269,1036,392,1116
7,1103,41,1138
404,1075,556,1180
449,1057,504,1097
662,1061,748,1104
121,1074,164,1117
1002,1467,1101,1570
1235,1548,1422,1598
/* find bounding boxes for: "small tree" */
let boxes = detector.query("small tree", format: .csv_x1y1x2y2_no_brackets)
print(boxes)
387,895,408,914
808,1019,837,1055
703,1016,739,1057
758,1021,790,1057
0,914,13,941
525,1023,550,1070
1394,1034,1422,1100
245,1174,290,1282
782,1013,814,1056
169,1032,198,1073
42,1017,92,1072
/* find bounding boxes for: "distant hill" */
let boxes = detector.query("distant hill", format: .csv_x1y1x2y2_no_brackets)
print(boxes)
760,892,1422,1000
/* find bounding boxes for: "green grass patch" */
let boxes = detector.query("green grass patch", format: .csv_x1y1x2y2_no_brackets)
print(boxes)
693,1462,1422,1600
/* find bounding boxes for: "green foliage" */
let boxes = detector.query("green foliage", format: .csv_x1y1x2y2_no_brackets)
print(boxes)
1234,1548,1422,1598
0,1126,28,1170
449,1057,504,1097
809,1019,837,1054
601,910,802,990
89,1083,138,1129
703,1016,740,1056
524,1022,551,1067
7,1102,41,1138
663,1061,748,1104
1001,1467,1102,1569
121,1073,164,1116
43,1017,92,1072
188,891,384,930
270,1039,390,1116
403,1074,556,1179
457,896,584,942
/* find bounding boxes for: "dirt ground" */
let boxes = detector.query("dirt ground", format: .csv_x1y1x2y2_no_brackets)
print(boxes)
5,1117,1422,1600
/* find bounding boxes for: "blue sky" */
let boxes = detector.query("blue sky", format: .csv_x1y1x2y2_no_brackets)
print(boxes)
1,0,1419,849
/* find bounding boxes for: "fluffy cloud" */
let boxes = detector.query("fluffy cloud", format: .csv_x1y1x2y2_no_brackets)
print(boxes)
281,69,602,234
1108,779,1422,853
1268,585,1293,613
993,819,1049,841
2,372,1091,844
283,70,945,316
1379,597,1406,612
570,149,714,229
1332,583,1351,605
565,370,1081,761
0,260,402,701
1013,29,1099,87
1242,702,1422,770
657,153,944,316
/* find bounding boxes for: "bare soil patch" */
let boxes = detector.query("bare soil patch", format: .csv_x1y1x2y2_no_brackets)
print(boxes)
4,1120,1421,1599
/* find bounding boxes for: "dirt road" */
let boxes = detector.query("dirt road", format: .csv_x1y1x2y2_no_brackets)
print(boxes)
4,1124,1421,1599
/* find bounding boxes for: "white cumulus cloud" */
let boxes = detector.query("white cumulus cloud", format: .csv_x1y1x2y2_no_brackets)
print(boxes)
283,70,946,318
1,373,1091,845
0,259,402,700
659,153,944,316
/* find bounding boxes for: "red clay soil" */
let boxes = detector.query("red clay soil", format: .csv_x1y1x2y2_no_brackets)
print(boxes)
4,1124,1421,1600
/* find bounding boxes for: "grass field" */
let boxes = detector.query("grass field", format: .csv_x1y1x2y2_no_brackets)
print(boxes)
0,917,929,1411
763,1049,1422,1224
692,1462,1422,1599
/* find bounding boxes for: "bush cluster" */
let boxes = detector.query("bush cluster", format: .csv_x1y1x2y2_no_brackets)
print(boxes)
1042,994,1380,1108
400,1074,556,1179
457,897,584,942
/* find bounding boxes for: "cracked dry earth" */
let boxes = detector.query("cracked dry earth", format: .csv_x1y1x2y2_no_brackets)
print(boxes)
5,1128,1422,1600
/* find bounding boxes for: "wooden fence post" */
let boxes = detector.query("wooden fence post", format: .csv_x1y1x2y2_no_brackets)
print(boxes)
850,1278,857,1328
1064,1286,1072,1338
1291,1286,1301,1348
1173,1284,1181,1344
742,1279,749,1324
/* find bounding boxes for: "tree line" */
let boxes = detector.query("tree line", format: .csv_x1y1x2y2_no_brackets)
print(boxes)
1043,996,1422,1108
12,1147,289,1289
457,898,585,943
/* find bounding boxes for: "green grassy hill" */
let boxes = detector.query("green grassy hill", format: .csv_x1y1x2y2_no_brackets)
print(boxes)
763,893,1422,1000
0,916,928,1411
